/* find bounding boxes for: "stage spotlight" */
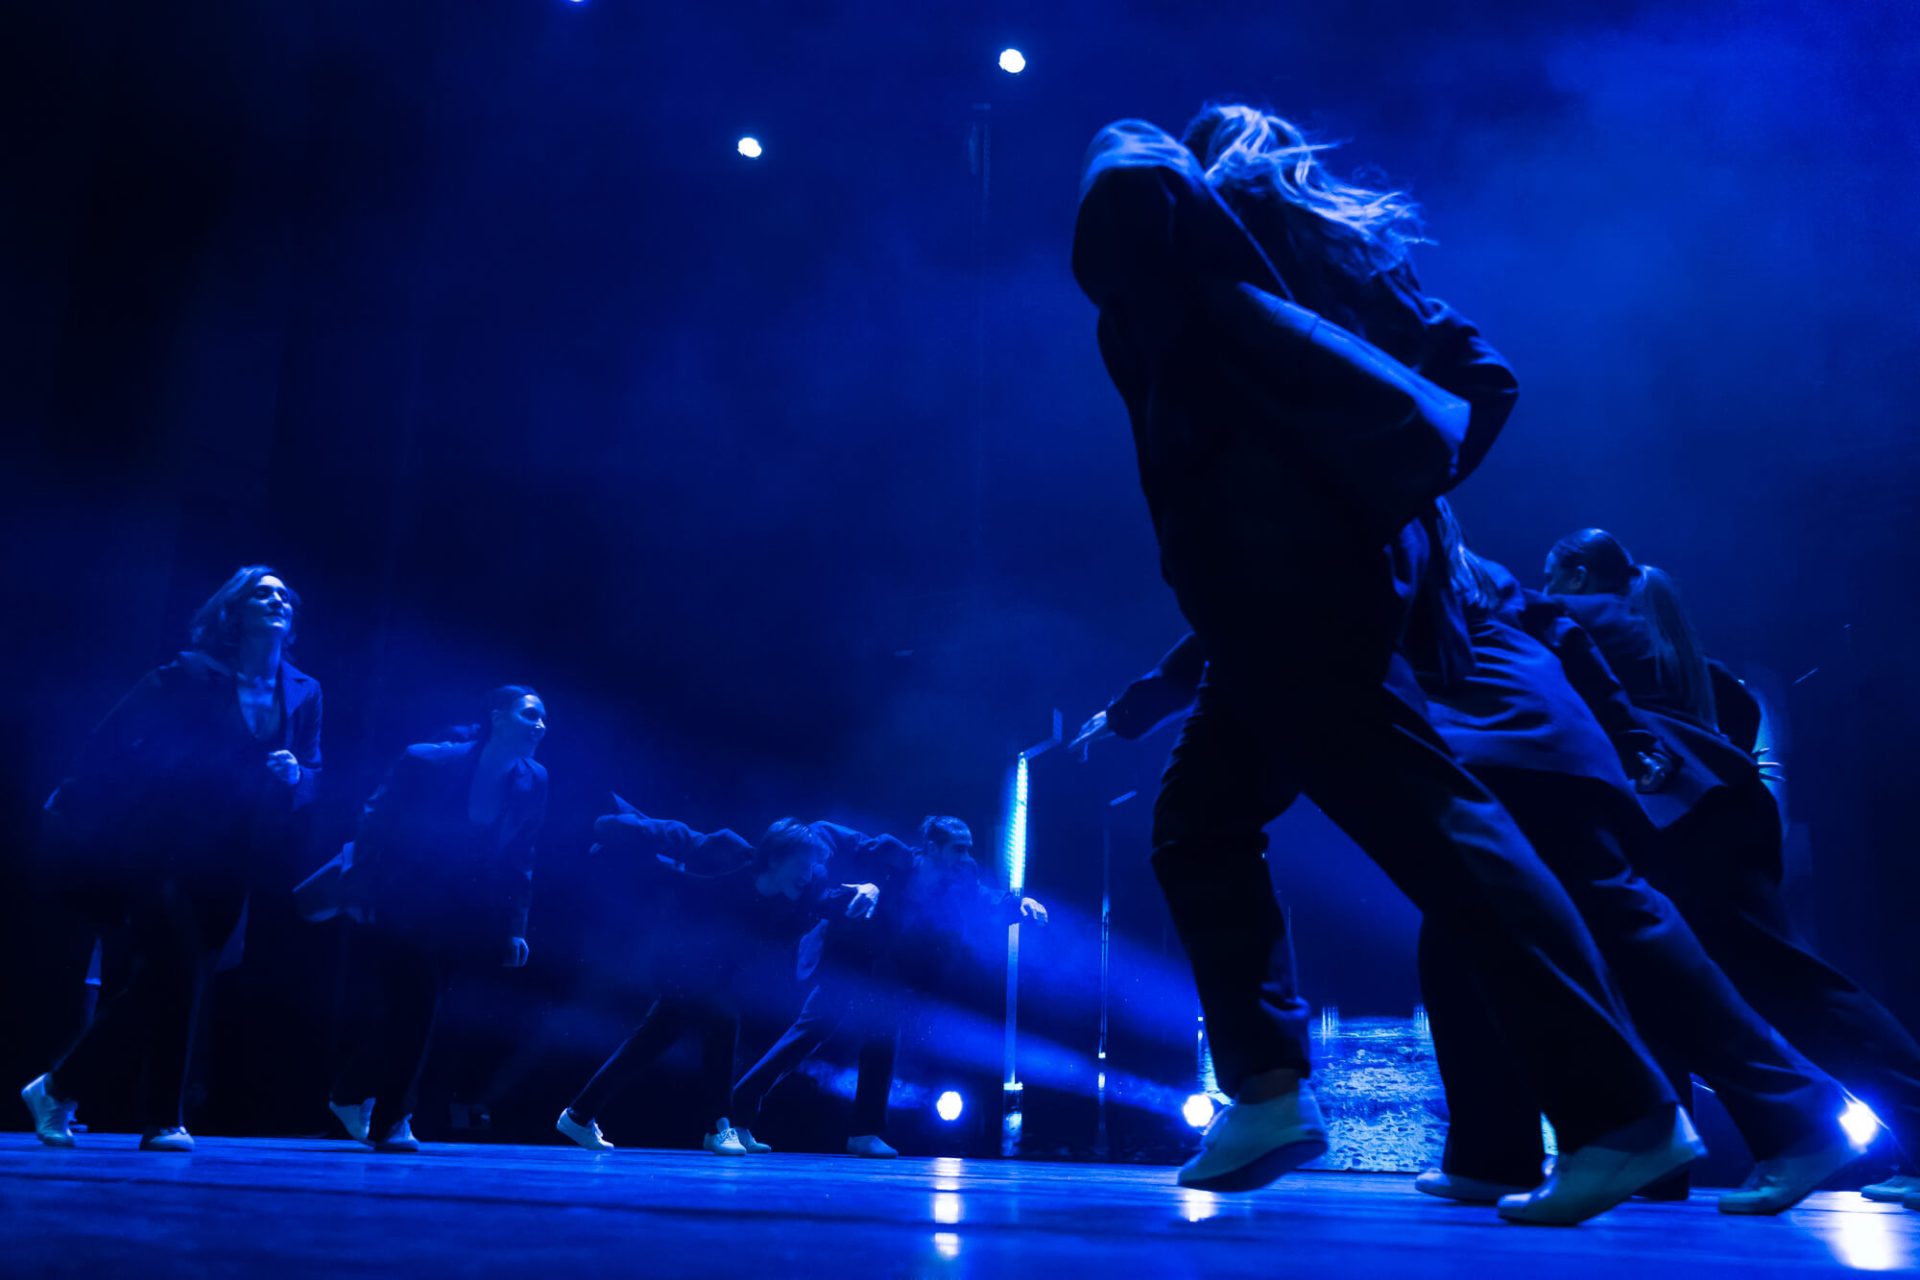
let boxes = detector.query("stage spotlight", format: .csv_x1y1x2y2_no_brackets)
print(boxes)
1841,1098,1881,1148
998,48,1026,75
1182,1094,1216,1130
737,137,763,159
936,1090,966,1122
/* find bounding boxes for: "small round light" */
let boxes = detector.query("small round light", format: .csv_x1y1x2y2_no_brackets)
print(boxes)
737,137,763,159
1841,1098,1881,1149
1181,1094,1216,1130
998,49,1026,75
935,1090,965,1122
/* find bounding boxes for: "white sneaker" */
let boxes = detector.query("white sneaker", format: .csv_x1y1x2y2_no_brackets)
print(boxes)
140,1127,194,1153
1176,1085,1330,1192
1414,1170,1531,1204
847,1134,897,1159
704,1124,747,1157
1718,1128,1861,1215
736,1127,772,1154
557,1108,614,1152
374,1116,419,1153
1862,1173,1920,1202
329,1097,375,1144
20,1076,76,1148
1497,1108,1704,1226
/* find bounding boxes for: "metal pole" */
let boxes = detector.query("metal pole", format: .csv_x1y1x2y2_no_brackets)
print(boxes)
1095,789,1134,1158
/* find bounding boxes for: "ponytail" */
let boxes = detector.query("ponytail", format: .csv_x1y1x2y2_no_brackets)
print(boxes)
1627,565,1718,726
1432,499,1501,613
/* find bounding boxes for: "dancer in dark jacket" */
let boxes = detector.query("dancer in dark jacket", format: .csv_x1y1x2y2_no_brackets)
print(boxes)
1081,531,1856,1214
22,566,322,1152
728,817,1049,1159
1547,527,1920,1206
555,811,878,1158
1408,518,1856,1213
321,686,547,1152
1073,102,1681,1221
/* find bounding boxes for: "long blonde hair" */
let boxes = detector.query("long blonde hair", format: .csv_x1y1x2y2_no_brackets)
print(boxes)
1180,103,1429,274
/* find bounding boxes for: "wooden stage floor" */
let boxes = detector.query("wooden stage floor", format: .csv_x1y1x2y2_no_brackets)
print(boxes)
1,1134,1914,1277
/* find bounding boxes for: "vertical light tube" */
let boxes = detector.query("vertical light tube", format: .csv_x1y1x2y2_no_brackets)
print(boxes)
1002,752,1029,1154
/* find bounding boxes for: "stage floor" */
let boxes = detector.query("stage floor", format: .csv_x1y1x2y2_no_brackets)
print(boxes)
1,1135,1913,1277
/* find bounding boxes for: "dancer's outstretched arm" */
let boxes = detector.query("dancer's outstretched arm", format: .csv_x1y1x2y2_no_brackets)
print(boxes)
1075,632,1207,756
593,806,754,874
809,821,913,900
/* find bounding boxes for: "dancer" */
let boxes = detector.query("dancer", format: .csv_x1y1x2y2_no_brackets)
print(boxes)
873,816,1049,1054
321,686,548,1152
730,817,1048,1159
1407,515,1856,1213
727,822,910,1159
22,566,323,1152
1080,538,1856,1215
1546,528,1920,1207
555,809,879,1158
1073,103,1687,1223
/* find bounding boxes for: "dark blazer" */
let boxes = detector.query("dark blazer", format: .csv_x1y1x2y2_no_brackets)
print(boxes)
346,740,545,947
1103,562,1662,794
590,810,857,991
1423,563,1658,791
50,650,322,891
1072,119,1520,699
1709,661,1764,755
1552,593,1760,829
814,821,1027,935
1104,633,1208,743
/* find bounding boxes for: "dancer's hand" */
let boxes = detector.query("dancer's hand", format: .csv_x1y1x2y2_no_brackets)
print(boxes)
844,883,880,918
1070,710,1114,758
266,750,302,785
1633,747,1675,794
1020,897,1049,926
505,936,530,967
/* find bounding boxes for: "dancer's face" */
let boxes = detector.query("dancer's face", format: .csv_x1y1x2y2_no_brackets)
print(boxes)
491,695,548,760
239,575,294,640
933,825,974,865
766,847,817,896
1543,553,1588,595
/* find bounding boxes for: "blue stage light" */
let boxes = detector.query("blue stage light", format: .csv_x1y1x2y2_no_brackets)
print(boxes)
998,48,1026,74
737,137,763,159
1841,1098,1881,1148
1182,1094,1216,1130
936,1090,965,1122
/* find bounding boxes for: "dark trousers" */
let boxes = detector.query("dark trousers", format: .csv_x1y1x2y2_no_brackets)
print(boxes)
1151,681,1672,1153
49,882,243,1134
569,991,738,1130
329,926,446,1136
1653,779,1920,1169
1420,770,1843,1185
734,981,898,1137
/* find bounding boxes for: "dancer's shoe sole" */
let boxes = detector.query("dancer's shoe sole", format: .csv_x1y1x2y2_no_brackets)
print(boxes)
1178,1136,1329,1193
